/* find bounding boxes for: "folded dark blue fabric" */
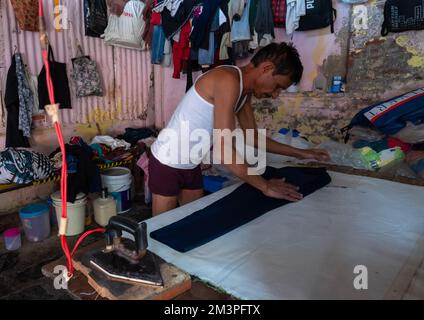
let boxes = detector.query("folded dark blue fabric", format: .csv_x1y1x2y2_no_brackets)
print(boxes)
150,166,332,252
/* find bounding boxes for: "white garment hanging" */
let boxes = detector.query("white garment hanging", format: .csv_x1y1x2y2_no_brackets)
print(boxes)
153,0,183,16
286,0,306,36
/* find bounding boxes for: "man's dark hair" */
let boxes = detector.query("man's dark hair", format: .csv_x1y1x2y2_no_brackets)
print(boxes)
251,42,303,84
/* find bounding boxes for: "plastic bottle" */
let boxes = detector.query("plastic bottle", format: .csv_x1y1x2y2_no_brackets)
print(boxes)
93,188,117,227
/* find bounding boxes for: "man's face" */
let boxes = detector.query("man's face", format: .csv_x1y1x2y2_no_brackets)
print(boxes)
253,63,294,99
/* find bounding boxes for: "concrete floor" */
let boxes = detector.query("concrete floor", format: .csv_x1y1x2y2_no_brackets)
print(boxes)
0,198,152,300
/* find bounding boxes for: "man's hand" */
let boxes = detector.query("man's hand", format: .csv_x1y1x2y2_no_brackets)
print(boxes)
262,179,303,202
297,149,331,162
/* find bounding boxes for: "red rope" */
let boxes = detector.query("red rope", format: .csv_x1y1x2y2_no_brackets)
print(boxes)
39,0,105,278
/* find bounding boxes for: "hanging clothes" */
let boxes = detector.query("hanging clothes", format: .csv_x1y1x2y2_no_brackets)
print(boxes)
249,0,259,35
162,39,173,67
151,25,167,64
4,55,30,148
255,0,275,44
15,53,34,139
25,67,40,115
142,0,155,48
159,0,200,39
172,21,191,79
272,0,287,28
198,9,220,66
285,0,305,36
231,0,251,42
154,0,184,16
229,0,247,24
190,0,224,50
232,0,248,20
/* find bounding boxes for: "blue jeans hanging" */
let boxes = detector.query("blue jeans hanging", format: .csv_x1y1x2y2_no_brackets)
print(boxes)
151,25,166,65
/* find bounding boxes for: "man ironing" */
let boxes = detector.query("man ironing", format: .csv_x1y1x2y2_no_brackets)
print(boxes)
149,42,330,215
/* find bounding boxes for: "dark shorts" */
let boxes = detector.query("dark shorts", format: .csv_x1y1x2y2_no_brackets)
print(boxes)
148,153,203,197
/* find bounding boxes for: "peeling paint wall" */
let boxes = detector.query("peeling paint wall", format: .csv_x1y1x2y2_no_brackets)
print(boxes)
155,1,351,127
254,0,424,143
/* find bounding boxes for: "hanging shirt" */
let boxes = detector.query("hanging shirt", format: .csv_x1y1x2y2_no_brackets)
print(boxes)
228,0,247,24
172,21,191,79
231,0,251,42
286,0,305,35
191,0,223,50
160,0,199,39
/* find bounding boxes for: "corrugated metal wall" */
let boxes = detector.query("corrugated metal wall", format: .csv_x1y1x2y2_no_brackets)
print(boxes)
0,0,153,131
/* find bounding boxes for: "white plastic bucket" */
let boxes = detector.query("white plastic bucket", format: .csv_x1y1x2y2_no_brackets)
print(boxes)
51,192,87,236
101,167,132,214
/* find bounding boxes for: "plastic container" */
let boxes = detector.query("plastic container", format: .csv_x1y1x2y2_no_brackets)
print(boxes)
203,176,229,193
19,203,50,242
51,191,87,236
3,228,21,251
93,188,117,227
101,167,132,214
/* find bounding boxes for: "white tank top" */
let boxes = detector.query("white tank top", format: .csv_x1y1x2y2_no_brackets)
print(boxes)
151,65,247,169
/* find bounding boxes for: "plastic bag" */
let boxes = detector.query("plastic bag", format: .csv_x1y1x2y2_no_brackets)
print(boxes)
103,0,146,50
347,126,385,143
392,122,424,144
107,0,129,16
71,46,103,97
313,140,368,169
84,0,109,38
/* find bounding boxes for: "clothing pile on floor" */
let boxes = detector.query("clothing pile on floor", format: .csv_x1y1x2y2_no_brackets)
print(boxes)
0,128,156,193
341,87,424,179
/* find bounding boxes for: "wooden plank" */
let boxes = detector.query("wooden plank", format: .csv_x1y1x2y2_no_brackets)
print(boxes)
81,262,192,300
72,240,192,300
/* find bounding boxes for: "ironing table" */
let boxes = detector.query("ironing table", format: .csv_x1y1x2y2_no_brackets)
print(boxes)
144,165,424,300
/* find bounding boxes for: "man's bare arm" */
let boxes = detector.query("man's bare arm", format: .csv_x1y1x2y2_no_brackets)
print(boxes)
213,74,302,201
